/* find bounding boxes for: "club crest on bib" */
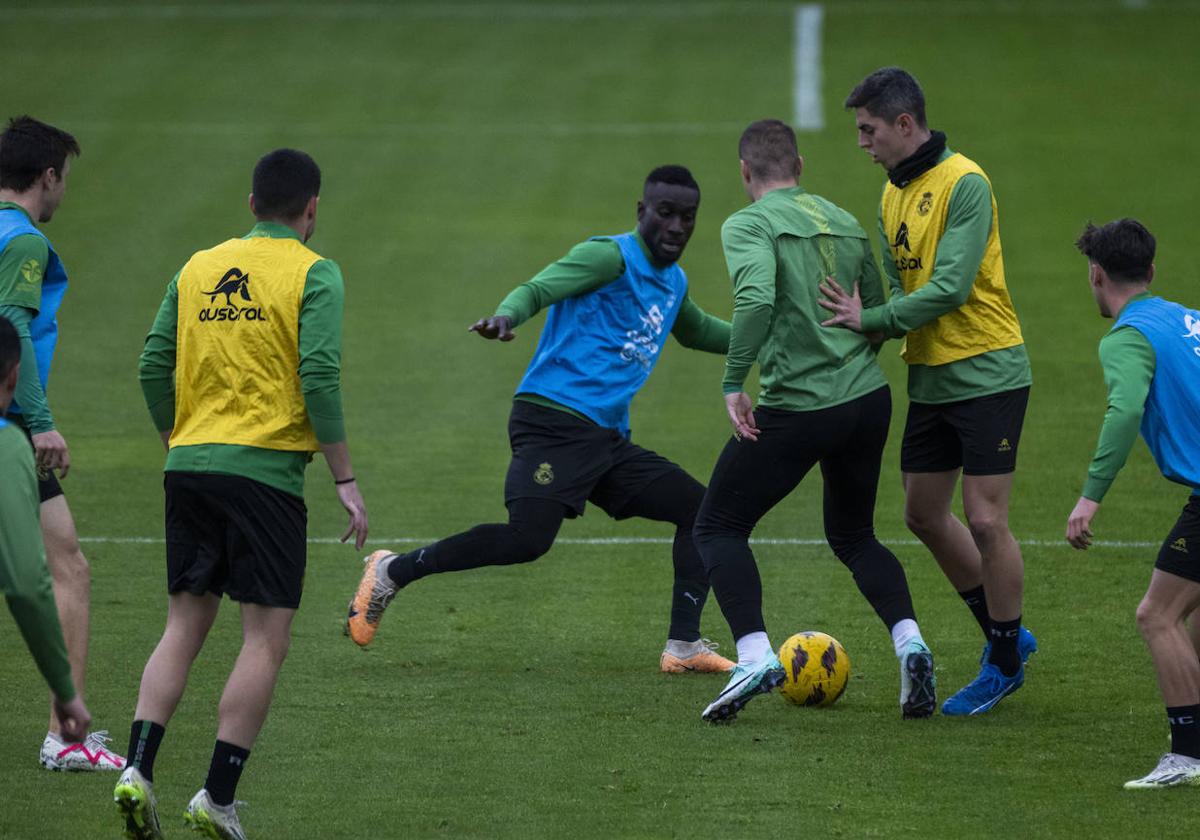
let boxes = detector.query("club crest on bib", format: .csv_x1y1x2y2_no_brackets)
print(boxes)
917,192,933,216
198,267,267,322
534,462,554,485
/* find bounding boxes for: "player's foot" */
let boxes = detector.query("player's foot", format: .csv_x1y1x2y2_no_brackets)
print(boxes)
941,662,1024,716
979,625,1038,666
1123,753,1200,789
899,640,936,719
184,789,247,840
346,549,398,646
660,638,734,673
701,654,786,724
114,766,163,840
40,729,126,771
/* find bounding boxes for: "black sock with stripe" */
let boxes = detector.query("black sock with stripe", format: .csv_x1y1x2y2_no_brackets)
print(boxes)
127,720,165,782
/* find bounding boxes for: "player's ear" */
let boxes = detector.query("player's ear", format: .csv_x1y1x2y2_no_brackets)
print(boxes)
795,156,804,180
636,199,646,221
1146,263,1155,286
248,193,257,216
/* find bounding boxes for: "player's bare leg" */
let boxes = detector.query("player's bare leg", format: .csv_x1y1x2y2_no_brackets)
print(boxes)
217,603,296,748
1124,570,1200,789
903,469,983,590
41,494,90,735
37,494,127,770
1188,607,1200,664
133,592,221,724
1137,571,1200,708
962,473,1023,624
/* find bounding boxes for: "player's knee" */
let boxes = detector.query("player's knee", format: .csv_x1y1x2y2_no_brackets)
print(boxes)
1135,598,1170,639
903,505,940,539
966,509,1007,549
508,524,556,563
826,532,869,565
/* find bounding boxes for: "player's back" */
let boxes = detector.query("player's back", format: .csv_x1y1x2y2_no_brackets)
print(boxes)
722,187,886,411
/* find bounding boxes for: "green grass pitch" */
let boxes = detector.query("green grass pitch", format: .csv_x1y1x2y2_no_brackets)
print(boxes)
2,0,1199,837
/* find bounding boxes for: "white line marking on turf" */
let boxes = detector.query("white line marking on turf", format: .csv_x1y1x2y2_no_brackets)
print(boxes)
793,4,824,131
78,536,1160,549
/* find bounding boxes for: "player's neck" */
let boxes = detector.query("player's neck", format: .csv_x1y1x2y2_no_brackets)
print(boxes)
749,178,797,202
0,189,43,223
1107,284,1151,317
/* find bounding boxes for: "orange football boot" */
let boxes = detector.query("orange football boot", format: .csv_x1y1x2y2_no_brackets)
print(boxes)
660,639,735,673
346,550,398,646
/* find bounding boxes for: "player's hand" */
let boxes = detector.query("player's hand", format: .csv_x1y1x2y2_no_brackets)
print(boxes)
52,694,91,743
818,276,864,333
468,315,515,341
31,430,70,478
336,480,369,550
1066,496,1099,550
725,392,760,442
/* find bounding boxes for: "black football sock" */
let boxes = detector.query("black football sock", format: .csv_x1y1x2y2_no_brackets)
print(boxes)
958,585,991,639
986,616,1022,677
204,740,250,806
127,720,165,782
1167,704,1200,758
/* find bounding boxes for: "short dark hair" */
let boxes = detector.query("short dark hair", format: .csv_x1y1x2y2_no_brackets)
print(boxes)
1075,219,1156,284
644,164,699,196
0,315,19,383
252,149,321,221
0,116,80,192
738,119,800,181
844,67,927,127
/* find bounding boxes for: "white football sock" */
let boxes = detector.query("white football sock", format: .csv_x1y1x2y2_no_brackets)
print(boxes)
890,618,925,657
735,631,772,665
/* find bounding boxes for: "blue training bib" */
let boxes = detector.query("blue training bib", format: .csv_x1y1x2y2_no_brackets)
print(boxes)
1115,295,1200,491
516,233,688,438
0,208,69,414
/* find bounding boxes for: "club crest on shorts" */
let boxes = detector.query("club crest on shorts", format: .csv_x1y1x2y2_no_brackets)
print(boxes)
533,462,554,485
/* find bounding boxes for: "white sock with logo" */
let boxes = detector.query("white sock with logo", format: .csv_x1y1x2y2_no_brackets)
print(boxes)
735,631,773,665
890,619,925,658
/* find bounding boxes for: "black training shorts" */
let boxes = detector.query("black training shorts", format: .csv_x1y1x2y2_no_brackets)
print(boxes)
900,386,1030,476
1156,495,1200,584
164,471,307,609
504,399,681,519
15,421,64,503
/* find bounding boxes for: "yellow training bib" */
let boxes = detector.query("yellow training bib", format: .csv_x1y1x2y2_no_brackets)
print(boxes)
171,235,321,452
880,153,1023,366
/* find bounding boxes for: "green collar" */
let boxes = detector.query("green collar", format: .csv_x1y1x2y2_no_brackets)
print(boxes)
0,201,35,224
245,221,301,241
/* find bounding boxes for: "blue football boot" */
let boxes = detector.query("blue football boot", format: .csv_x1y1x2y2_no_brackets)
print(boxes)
941,662,1024,716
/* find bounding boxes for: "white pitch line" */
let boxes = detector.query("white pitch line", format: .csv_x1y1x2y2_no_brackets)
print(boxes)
78,535,1160,548
793,4,824,131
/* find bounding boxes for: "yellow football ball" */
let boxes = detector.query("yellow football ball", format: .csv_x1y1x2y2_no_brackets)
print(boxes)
777,631,850,707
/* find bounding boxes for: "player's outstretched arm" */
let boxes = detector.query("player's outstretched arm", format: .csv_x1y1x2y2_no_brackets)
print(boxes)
468,315,514,341
320,440,368,550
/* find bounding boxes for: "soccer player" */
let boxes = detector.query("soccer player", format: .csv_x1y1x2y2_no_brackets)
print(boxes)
820,68,1037,716
0,115,125,770
0,315,91,746
347,166,735,675
1067,218,1200,789
695,120,935,723
113,149,369,840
